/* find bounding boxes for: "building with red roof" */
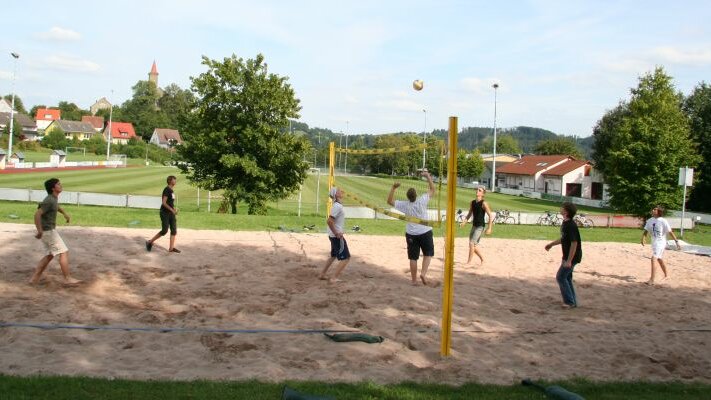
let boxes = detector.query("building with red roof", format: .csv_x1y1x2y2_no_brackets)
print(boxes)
34,108,61,131
496,155,605,200
81,115,105,132
150,128,182,149
103,122,137,144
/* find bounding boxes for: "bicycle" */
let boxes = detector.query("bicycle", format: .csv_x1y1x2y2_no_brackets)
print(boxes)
442,209,465,224
493,209,516,224
574,213,594,228
537,211,562,226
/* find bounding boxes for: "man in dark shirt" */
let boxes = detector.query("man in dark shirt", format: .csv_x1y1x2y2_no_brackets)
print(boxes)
30,178,81,285
146,175,180,253
545,202,583,308
459,187,494,265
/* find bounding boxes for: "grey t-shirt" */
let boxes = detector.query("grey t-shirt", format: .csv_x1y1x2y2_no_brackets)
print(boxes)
38,195,59,231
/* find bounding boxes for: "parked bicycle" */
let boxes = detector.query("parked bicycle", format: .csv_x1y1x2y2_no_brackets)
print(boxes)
441,209,465,223
537,210,563,226
573,213,594,228
493,209,516,224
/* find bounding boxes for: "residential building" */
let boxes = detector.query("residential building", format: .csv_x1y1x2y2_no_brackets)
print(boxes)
90,97,112,115
478,153,520,188
81,115,105,132
150,128,182,149
0,112,39,140
34,108,61,131
496,154,605,200
45,120,97,141
0,99,12,113
104,122,137,144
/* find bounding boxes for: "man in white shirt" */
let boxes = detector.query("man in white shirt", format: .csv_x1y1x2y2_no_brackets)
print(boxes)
319,187,351,283
387,171,435,286
641,205,681,285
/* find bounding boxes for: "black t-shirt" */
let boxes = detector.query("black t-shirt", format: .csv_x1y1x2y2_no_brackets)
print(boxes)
560,219,582,264
161,186,175,212
470,200,486,227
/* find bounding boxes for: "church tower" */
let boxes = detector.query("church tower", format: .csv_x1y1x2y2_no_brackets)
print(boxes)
149,61,159,87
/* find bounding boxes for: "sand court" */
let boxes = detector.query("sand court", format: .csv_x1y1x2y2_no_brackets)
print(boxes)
0,222,710,384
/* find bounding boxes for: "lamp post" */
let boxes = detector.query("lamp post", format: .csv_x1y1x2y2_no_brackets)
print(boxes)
491,83,499,192
105,91,113,160
7,52,19,161
344,120,349,174
422,109,427,170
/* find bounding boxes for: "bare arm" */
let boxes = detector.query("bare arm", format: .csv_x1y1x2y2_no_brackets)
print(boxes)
387,182,400,207
460,202,473,227
669,229,681,249
545,238,561,251
34,208,44,239
564,241,578,267
424,172,435,196
483,201,494,234
58,206,70,223
162,195,177,214
326,216,342,239
641,230,648,246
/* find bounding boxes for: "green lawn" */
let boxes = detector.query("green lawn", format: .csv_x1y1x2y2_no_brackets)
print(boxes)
1,375,709,400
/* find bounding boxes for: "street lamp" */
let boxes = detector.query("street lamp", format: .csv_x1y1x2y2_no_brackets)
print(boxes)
105,90,113,160
7,52,19,161
491,83,499,192
422,109,427,170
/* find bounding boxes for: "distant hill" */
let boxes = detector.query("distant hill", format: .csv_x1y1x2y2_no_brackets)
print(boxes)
291,122,593,159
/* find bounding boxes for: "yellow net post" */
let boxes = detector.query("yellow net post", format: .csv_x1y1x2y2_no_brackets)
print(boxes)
440,116,458,357
327,141,336,217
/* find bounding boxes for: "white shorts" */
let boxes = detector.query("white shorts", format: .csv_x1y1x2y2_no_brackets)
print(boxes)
651,242,665,259
41,229,69,256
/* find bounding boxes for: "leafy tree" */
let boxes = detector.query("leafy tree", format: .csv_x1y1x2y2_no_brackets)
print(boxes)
57,101,90,121
591,67,700,217
683,82,711,212
29,105,46,118
458,148,485,179
121,81,169,140
535,138,584,158
178,54,306,215
478,134,521,154
41,129,68,150
158,83,195,131
2,94,26,114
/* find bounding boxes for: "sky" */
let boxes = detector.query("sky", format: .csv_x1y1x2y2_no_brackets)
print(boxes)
1,1,710,138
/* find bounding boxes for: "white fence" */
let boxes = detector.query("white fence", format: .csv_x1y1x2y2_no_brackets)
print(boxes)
0,188,161,209
3,160,124,169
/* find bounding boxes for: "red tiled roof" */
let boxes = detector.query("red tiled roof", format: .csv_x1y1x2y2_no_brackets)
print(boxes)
81,115,104,129
495,155,572,176
543,160,590,176
104,122,137,139
150,61,158,74
35,108,61,121
153,128,182,144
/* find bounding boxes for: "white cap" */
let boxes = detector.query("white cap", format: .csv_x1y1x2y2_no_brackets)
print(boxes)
329,187,339,199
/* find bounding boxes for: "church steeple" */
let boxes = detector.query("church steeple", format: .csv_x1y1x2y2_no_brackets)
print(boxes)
149,60,159,86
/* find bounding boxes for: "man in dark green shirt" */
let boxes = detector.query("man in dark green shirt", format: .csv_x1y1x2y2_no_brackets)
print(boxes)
30,178,81,285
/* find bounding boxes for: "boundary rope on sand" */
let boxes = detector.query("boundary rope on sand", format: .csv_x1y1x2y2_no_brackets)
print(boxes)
0,322,359,334
1,322,709,335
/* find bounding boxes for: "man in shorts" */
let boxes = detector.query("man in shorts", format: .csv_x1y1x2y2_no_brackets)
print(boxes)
319,187,351,283
30,178,81,285
460,186,494,265
387,171,435,286
641,205,681,285
146,175,180,253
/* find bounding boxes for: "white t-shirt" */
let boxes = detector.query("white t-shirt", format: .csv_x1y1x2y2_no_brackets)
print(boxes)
644,217,672,245
394,193,433,236
328,201,346,238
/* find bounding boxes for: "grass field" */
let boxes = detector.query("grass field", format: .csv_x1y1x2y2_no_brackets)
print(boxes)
1,375,710,400
1,165,609,215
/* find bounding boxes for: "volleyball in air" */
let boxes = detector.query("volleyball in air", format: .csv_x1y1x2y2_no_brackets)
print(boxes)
412,79,424,91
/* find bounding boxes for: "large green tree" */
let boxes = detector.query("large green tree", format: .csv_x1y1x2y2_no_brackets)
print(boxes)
683,82,711,212
178,54,307,214
57,101,91,121
2,94,26,114
478,134,521,154
158,83,195,131
458,149,485,179
591,67,699,217
121,80,169,140
535,138,584,159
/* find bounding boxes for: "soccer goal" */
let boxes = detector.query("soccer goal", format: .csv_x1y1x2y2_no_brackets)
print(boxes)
65,146,86,156
108,154,127,168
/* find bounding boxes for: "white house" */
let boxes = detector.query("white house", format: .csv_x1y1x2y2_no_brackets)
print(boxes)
150,128,182,149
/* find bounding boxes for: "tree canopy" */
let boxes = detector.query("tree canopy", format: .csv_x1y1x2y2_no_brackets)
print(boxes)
535,138,584,159
478,134,522,154
683,82,711,212
591,67,700,217
178,54,307,215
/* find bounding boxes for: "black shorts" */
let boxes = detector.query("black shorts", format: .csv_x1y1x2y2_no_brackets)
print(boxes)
406,230,434,260
329,237,350,260
160,210,177,236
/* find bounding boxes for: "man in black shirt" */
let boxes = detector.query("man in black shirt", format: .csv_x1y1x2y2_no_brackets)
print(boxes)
460,187,494,265
545,202,582,308
146,175,180,253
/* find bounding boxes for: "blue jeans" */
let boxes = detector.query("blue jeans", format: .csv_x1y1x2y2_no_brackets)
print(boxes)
556,261,577,306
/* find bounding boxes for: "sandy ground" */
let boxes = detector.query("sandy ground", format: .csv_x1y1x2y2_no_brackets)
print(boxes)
0,222,710,385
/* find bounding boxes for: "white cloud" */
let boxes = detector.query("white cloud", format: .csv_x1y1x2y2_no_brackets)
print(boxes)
0,70,12,80
41,55,100,73
650,46,711,66
36,27,82,41
461,77,501,95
